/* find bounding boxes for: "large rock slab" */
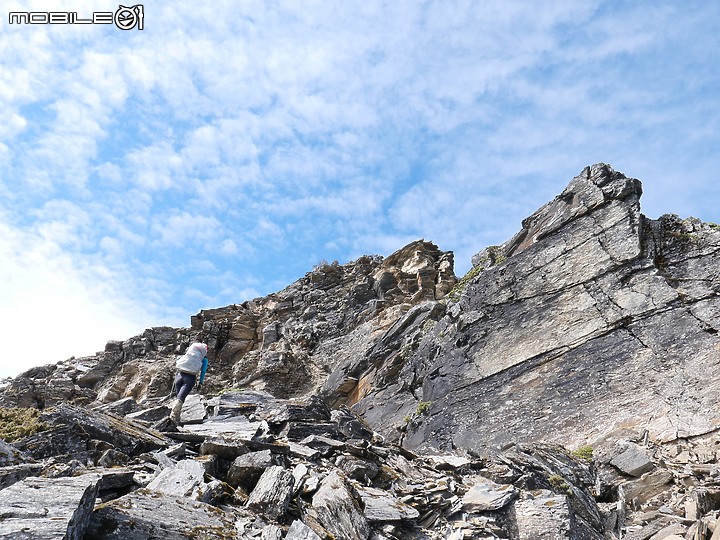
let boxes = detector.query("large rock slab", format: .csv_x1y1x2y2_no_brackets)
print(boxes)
125,405,169,423
146,466,203,498
85,489,243,539
255,396,331,423
461,476,516,512
309,471,370,540
0,463,43,490
199,435,251,460
0,439,25,467
227,449,282,489
610,443,654,477
514,491,572,540
179,415,262,439
179,394,207,424
205,390,274,417
14,403,171,459
246,465,294,520
355,485,420,521
0,475,99,540
347,164,720,459
286,519,322,540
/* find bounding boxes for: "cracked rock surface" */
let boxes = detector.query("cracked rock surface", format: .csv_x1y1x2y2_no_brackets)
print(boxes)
348,163,720,456
1,163,719,538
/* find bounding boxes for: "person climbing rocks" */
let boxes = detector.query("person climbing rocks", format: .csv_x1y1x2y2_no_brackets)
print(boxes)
170,341,209,424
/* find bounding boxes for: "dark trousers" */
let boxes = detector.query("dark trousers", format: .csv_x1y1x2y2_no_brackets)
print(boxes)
173,372,196,402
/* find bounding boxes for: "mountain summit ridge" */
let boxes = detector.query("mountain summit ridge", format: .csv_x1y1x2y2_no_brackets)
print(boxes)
2,163,720,539
3,163,719,457
354,163,720,454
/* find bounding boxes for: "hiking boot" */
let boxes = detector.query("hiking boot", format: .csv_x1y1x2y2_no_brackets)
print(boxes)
170,399,183,424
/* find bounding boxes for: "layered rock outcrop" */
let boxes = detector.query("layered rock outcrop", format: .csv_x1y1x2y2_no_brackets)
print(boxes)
0,240,456,407
341,164,720,456
2,163,720,538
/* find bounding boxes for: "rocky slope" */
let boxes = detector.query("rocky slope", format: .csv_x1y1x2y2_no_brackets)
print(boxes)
1,163,719,539
0,239,455,410
348,164,720,456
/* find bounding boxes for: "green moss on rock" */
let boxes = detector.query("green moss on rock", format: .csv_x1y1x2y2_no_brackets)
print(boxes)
0,407,49,442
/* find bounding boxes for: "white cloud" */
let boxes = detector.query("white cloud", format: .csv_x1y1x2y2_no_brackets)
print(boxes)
0,218,163,378
151,212,221,247
218,239,239,256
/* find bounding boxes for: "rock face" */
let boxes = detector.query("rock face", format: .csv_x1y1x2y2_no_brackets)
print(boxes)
0,240,456,409
0,475,99,539
345,164,720,456
2,163,720,538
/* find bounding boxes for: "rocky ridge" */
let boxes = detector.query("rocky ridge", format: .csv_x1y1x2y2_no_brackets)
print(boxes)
0,239,455,410
1,163,720,538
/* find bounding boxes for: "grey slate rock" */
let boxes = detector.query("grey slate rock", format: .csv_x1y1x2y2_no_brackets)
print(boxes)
255,396,331,423
246,465,295,520
0,475,99,540
461,476,516,512
146,466,203,497
175,458,207,478
335,454,379,481
125,405,170,422
331,407,375,440
280,421,340,440
300,434,346,456
199,435,251,460
14,403,170,459
206,390,275,417
347,164,720,460
95,396,138,416
179,394,207,424
0,463,43,490
286,519,322,540
0,439,27,467
181,415,262,440
288,441,321,460
610,443,654,477
514,491,573,540
309,471,370,540
227,449,280,489
355,485,420,522
85,489,243,539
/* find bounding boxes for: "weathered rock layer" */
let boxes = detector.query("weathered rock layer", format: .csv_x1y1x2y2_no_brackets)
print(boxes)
342,164,720,456
2,163,720,538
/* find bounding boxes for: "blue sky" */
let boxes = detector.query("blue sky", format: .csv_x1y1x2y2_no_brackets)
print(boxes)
1,1,718,378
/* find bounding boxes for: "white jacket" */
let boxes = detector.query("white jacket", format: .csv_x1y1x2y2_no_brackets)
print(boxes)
175,342,207,374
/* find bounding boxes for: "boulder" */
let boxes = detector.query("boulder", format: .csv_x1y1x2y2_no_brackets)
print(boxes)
227,449,281,489
199,435,250,460
0,463,43,490
13,403,170,459
179,394,207,424
610,443,654,477
309,471,370,540
0,475,99,540
0,439,25,467
286,519,322,540
125,405,170,423
146,466,203,498
355,485,420,521
461,476,517,512
85,489,243,539
246,465,295,520
513,491,573,540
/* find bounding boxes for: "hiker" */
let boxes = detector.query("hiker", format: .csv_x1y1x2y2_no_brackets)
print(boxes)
170,341,209,423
